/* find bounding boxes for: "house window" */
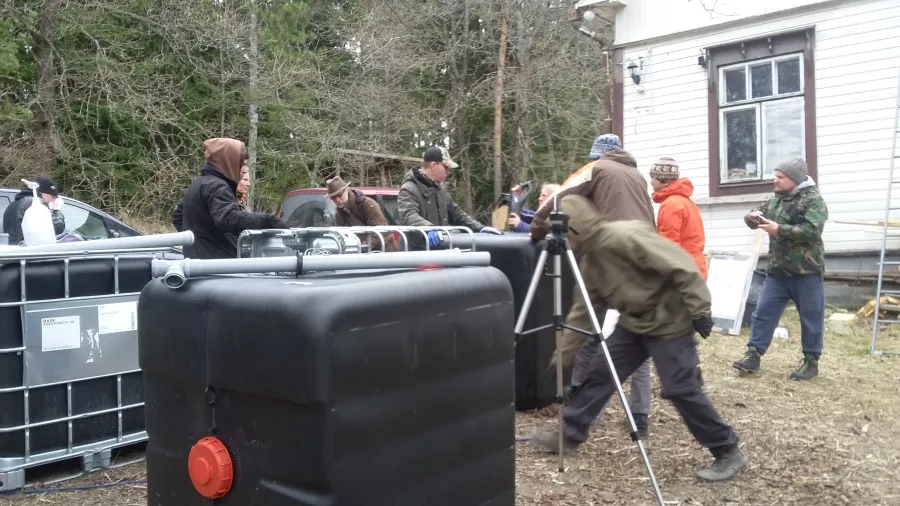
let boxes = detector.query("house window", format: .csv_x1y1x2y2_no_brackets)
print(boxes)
707,29,817,197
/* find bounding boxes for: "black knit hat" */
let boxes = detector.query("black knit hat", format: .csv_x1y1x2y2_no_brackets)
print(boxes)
34,176,59,197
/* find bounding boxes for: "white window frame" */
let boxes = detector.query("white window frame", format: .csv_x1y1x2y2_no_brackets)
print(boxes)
719,53,805,107
718,52,806,183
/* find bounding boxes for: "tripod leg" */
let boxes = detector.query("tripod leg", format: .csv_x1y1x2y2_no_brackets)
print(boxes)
564,249,666,506
553,253,565,472
514,249,549,335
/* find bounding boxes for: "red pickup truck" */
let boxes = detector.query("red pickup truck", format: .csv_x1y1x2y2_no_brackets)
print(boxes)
278,187,401,228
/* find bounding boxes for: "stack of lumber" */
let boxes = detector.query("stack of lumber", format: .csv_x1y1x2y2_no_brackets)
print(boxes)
856,296,900,319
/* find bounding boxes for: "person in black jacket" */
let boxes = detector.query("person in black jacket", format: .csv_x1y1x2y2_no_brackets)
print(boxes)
173,138,286,259
3,176,66,245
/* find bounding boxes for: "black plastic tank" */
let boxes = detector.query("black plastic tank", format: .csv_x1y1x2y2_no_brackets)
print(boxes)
139,266,516,506
437,235,574,410
0,257,152,472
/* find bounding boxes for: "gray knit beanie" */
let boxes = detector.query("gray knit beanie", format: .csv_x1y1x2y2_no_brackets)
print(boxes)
774,158,808,185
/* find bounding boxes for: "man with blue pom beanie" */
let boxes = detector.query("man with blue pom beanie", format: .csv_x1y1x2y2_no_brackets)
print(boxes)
530,133,656,440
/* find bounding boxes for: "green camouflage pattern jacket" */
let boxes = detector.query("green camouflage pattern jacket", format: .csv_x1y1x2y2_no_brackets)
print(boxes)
744,177,828,278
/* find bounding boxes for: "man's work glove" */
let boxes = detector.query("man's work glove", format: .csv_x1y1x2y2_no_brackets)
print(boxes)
480,226,503,235
426,230,442,248
48,197,63,212
692,316,714,339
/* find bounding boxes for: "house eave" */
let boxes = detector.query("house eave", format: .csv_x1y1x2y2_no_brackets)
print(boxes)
611,0,861,49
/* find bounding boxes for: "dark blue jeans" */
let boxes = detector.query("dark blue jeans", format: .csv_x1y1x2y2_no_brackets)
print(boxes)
747,274,825,356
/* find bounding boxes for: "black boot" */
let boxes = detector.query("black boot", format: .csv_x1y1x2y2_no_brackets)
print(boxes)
790,353,819,380
696,445,749,481
733,346,761,373
632,413,649,440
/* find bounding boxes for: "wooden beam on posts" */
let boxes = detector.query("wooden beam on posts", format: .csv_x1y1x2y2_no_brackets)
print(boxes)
334,148,422,165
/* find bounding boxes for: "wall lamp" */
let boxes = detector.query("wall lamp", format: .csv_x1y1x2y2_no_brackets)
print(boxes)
627,57,643,85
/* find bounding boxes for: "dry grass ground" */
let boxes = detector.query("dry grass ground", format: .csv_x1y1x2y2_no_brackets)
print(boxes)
2,308,899,506
515,308,900,506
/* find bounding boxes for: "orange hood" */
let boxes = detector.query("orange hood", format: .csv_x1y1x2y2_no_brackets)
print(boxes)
652,178,694,203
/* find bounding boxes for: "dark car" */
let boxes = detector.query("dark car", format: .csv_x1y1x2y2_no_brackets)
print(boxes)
279,187,400,228
0,188,142,241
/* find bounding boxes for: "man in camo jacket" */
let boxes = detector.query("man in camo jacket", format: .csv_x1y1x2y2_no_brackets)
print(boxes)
733,158,829,380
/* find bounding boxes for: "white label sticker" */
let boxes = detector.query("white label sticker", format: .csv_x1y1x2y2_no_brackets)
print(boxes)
98,301,138,335
41,316,81,352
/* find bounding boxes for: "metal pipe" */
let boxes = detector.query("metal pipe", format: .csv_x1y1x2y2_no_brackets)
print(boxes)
152,250,493,289
0,248,179,262
0,231,194,259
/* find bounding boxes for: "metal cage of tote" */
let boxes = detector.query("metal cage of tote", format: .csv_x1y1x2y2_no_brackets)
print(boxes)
0,233,191,491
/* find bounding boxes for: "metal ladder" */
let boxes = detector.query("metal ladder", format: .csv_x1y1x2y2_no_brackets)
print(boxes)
870,64,900,356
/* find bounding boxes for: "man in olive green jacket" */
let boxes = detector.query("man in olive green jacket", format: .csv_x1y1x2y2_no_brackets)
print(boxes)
531,195,748,482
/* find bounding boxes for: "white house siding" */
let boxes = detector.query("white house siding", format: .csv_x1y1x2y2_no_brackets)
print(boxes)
616,0,900,254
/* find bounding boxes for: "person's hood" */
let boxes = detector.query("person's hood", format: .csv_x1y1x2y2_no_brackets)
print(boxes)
559,194,607,247
203,138,246,183
340,188,363,208
404,168,440,188
601,149,638,168
652,178,694,203
14,188,32,201
789,176,816,195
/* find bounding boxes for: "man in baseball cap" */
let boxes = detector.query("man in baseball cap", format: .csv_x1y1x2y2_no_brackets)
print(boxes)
397,145,501,248
422,145,459,169
3,175,66,245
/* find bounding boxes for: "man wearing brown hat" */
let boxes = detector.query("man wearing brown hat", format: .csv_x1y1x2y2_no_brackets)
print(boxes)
326,176,396,251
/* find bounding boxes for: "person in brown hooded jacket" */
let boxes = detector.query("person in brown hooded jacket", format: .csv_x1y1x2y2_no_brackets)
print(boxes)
174,138,286,259
531,148,656,435
530,195,748,482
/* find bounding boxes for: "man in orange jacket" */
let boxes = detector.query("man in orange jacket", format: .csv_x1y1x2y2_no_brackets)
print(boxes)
650,157,708,280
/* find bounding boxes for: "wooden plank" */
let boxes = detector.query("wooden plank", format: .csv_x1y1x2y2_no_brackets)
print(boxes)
834,219,900,227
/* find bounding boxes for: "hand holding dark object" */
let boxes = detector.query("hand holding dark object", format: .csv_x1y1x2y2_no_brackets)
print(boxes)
692,316,714,338
269,216,289,229
747,210,770,225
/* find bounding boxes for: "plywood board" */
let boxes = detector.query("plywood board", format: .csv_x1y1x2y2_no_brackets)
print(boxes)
707,229,766,336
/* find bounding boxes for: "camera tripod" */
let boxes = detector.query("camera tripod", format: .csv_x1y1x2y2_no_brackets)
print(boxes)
513,204,665,506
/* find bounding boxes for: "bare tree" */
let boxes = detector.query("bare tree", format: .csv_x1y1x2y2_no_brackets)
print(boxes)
492,0,510,201
247,0,260,208
31,0,61,175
